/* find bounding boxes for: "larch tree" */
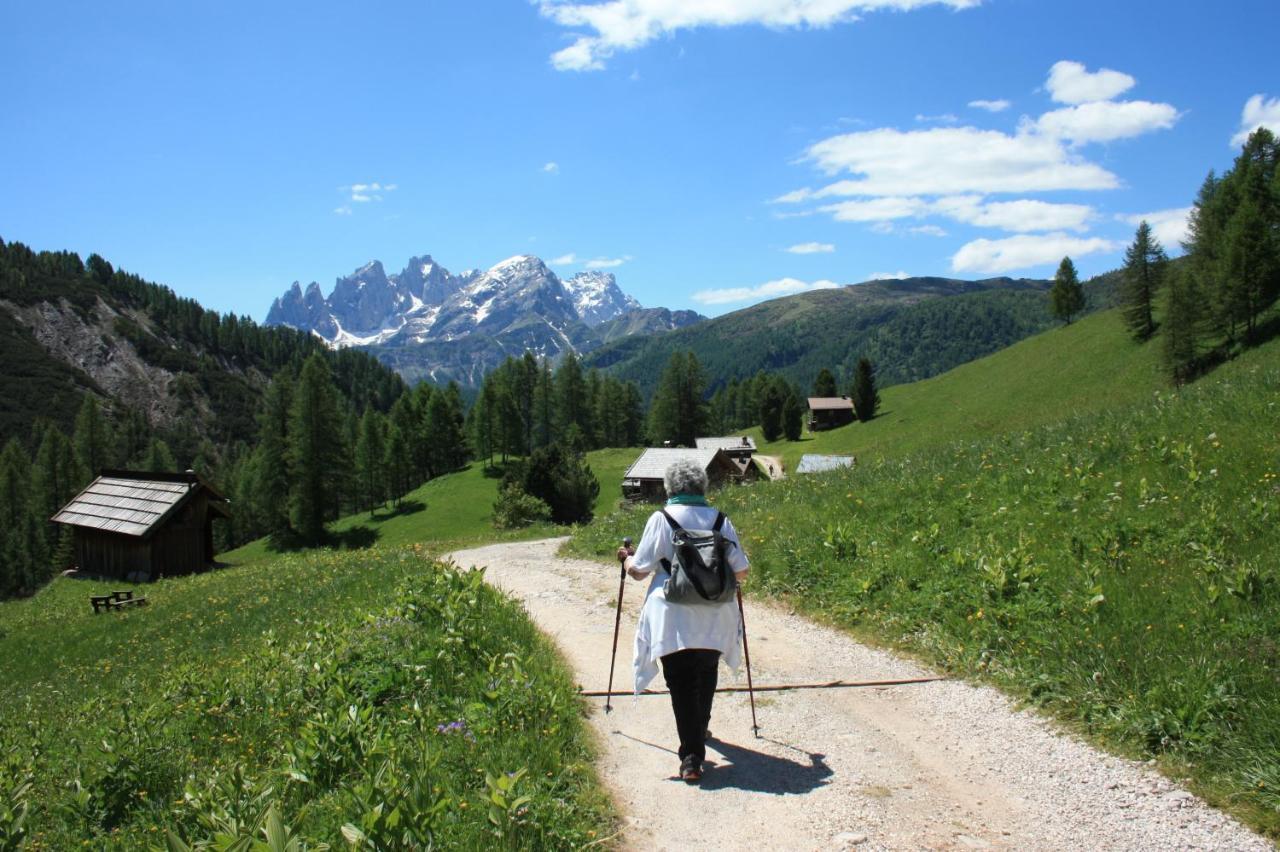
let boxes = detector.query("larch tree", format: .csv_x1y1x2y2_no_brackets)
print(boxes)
72,395,111,480
812,368,838,398
850,357,880,422
1049,256,1086,325
288,353,347,544
354,409,388,514
253,373,294,541
1120,221,1168,341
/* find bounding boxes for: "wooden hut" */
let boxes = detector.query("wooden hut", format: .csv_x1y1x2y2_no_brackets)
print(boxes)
807,397,855,431
52,470,230,582
621,448,744,501
695,436,759,480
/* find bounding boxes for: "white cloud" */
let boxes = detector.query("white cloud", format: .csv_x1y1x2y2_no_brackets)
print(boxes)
774,187,815,203
801,127,1120,197
818,196,930,222
1035,100,1179,144
343,182,396,203
951,233,1119,274
870,271,910,280
910,224,948,237
916,113,959,124
1232,94,1280,146
550,253,578,265
933,196,1095,233
585,255,632,269
1046,60,1135,105
539,0,979,71
334,205,352,216
784,242,836,254
1119,208,1192,250
969,99,1010,113
543,161,560,173
692,277,840,306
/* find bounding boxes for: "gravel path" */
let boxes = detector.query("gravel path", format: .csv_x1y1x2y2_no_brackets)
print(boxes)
450,538,1272,851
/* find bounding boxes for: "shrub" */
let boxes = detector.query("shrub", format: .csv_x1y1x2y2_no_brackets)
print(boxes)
504,444,599,525
492,484,552,529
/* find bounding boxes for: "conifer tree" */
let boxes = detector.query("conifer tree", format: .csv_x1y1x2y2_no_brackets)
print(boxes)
1222,164,1279,339
621,382,645,447
383,422,412,507
0,439,40,596
812,368,837,398
1162,264,1203,383
354,409,387,514
1049,256,1086,324
782,388,804,440
758,381,784,442
469,380,497,469
532,360,555,450
1183,171,1227,338
554,352,589,441
288,354,346,544
254,373,294,540
1120,221,1168,341
72,395,111,481
648,351,707,447
851,357,880,422
425,386,468,475
141,438,177,472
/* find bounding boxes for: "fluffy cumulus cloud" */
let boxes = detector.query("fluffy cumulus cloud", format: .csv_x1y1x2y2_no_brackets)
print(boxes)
1232,94,1280,146
969,99,1010,113
538,0,979,71
543,161,560,173
1119,208,1192,250
951,233,1119,274
693,277,840,306
1035,100,1179,144
784,242,835,254
1046,60,1134,105
932,197,1094,233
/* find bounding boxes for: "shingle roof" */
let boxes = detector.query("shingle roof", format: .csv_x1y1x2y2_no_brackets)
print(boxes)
795,454,856,474
695,436,757,452
807,397,855,411
624,448,726,481
52,471,224,539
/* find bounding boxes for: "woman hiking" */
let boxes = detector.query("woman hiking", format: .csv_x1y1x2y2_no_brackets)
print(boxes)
616,458,750,783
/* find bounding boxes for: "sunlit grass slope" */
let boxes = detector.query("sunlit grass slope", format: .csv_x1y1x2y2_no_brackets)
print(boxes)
573,318,1280,836
756,308,1165,471
0,547,614,849
223,447,638,567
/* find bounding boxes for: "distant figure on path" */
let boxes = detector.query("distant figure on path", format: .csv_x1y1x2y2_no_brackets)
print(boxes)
616,459,750,783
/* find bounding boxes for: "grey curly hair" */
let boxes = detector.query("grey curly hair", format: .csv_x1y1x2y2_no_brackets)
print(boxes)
664,458,708,496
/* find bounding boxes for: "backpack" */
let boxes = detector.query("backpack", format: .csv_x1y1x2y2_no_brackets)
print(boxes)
659,509,737,605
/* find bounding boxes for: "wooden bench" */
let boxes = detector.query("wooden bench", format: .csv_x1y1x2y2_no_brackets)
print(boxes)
90,590,149,613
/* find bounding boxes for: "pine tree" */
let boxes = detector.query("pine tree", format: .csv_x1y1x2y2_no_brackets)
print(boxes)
425,387,468,475
0,439,40,596
812,368,837,398
782,388,804,440
288,354,346,544
1162,264,1203,384
383,422,412,507
254,373,294,540
621,382,645,447
532,360,555,450
354,409,387,514
1183,171,1228,339
1120,221,1168,341
648,351,707,447
554,352,589,441
141,438,177,472
851,357,880,422
72,394,111,482
758,381,784,442
1222,154,1279,339
1049,256,1086,324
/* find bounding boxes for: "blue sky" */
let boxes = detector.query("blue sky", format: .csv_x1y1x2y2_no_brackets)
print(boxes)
3,1,1278,319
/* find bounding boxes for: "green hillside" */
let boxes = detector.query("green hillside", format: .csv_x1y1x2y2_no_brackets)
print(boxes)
571,308,1280,835
583,277,1060,396
753,306,1164,471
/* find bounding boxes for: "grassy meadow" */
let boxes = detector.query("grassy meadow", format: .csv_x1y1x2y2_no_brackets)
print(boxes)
571,311,1280,835
0,443,637,848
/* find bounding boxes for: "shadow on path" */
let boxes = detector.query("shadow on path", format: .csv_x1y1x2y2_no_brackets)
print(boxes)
700,735,833,795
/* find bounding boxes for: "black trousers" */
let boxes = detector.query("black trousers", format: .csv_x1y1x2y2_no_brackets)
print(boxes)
660,648,720,764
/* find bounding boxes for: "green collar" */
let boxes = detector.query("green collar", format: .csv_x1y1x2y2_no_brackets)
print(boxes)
666,494,709,506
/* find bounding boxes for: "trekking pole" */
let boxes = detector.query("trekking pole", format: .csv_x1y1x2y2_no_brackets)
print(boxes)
737,586,760,737
605,537,631,714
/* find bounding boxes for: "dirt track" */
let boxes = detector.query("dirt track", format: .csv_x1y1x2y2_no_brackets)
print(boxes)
450,538,1270,851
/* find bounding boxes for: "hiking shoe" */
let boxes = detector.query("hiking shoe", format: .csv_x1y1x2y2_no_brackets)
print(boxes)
679,755,702,783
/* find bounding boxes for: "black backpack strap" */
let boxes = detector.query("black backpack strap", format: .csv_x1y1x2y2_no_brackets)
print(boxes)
712,512,725,532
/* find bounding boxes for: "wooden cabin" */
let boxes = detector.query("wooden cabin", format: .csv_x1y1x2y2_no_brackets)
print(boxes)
795,454,856,474
52,470,230,582
695,436,759,480
807,397,855,431
621,448,745,502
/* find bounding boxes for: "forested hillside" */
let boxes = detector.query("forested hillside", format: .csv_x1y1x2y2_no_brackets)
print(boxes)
583,278,1065,398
